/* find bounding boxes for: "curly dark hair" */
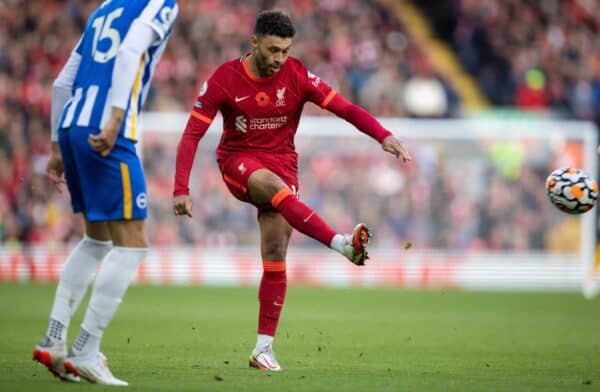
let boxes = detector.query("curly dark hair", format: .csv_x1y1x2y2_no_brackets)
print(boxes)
253,10,296,38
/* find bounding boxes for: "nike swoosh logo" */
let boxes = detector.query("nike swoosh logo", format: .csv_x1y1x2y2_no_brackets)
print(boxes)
303,212,315,223
235,96,249,102
273,301,283,307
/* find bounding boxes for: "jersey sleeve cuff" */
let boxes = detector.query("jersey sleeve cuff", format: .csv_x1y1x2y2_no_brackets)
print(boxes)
173,189,190,197
377,130,393,144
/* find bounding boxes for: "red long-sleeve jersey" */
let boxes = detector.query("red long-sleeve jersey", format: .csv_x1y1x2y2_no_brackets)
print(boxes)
174,55,392,196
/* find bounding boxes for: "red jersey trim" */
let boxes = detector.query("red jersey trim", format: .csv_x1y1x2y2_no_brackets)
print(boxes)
321,90,337,108
191,110,213,125
223,174,247,193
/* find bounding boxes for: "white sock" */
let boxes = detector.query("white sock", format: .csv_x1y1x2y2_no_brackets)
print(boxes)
255,334,274,352
47,235,112,339
74,246,147,356
71,327,100,357
329,234,346,255
46,319,67,341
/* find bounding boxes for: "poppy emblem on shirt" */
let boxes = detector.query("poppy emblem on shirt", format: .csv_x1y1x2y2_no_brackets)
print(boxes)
255,91,270,107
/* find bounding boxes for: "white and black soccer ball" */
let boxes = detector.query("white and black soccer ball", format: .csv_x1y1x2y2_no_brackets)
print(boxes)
546,168,598,214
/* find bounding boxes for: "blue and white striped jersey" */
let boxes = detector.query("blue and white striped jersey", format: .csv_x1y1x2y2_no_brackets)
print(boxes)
59,0,178,140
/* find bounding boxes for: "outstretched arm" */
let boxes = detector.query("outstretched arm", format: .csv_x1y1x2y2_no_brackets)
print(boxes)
325,94,411,162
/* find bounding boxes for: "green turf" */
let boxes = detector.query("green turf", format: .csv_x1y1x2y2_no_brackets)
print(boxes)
1,283,599,391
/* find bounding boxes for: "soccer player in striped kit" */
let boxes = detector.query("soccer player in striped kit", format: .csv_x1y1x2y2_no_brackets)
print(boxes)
33,0,178,385
173,10,410,371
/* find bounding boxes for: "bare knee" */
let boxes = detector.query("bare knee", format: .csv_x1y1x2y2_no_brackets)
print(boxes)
248,169,289,205
107,220,148,248
84,219,111,242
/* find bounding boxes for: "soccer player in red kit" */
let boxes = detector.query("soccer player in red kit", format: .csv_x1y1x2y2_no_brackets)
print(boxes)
173,10,411,371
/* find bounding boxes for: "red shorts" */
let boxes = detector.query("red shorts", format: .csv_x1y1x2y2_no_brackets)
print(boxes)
217,152,298,212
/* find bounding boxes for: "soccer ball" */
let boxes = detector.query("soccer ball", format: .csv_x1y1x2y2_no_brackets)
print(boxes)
546,167,598,214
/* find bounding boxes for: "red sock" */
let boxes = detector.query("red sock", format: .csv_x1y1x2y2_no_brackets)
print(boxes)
271,188,336,246
258,261,287,336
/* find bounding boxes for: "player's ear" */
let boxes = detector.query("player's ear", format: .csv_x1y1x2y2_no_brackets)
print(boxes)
250,35,259,53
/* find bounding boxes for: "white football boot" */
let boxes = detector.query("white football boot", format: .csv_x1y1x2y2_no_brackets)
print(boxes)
32,336,80,382
342,223,371,266
64,352,128,386
249,347,282,371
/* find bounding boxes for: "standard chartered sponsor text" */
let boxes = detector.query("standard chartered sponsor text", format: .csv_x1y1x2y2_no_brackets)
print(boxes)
249,116,288,130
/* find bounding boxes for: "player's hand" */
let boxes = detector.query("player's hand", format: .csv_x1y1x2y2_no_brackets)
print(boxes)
89,108,124,157
173,195,193,218
382,135,411,162
46,142,66,193
88,125,119,157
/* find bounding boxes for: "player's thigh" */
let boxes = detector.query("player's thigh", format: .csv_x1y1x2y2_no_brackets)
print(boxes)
219,153,299,208
255,155,300,213
107,219,147,248
258,211,292,260
69,128,148,222
247,169,289,204
255,153,299,203
218,154,270,204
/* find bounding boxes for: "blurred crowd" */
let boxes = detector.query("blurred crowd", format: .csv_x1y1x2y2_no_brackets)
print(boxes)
143,132,572,251
150,0,457,116
0,0,454,246
421,0,600,123
0,0,592,252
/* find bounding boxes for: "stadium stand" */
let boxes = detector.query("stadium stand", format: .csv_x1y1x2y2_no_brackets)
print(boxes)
0,1,592,253
418,0,600,124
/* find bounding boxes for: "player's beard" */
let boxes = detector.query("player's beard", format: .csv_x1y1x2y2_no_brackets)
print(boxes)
254,49,272,77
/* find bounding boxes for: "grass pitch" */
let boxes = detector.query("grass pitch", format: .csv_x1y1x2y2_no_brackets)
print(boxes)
1,283,599,391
